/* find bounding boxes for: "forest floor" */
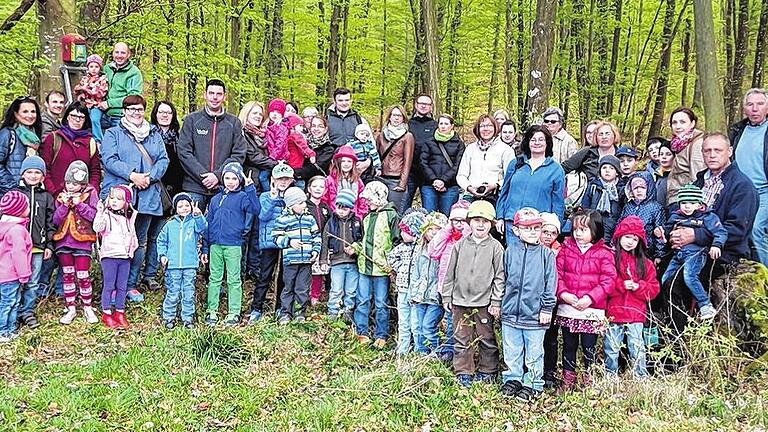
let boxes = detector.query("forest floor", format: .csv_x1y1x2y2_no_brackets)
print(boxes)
0,285,766,431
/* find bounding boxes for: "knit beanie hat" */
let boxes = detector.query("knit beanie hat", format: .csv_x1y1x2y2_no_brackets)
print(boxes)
449,200,470,220
513,207,543,227
283,187,307,209
676,184,705,204
420,211,448,234
64,160,89,185
86,54,104,68
272,161,295,179
20,155,46,176
599,155,621,175
111,185,133,208
286,114,303,129
360,181,389,207
222,161,245,181
612,215,647,246
540,212,561,233
335,188,356,209
173,192,193,208
268,99,287,116
399,207,427,239
333,145,359,162
354,123,373,140
0,190,29,218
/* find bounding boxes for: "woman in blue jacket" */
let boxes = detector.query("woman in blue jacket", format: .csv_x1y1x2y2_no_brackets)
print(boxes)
0,96,43,195
101,95,169,303
496,125,565,241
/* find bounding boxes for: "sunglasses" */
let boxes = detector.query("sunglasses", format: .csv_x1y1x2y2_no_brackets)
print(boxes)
543,119,559,124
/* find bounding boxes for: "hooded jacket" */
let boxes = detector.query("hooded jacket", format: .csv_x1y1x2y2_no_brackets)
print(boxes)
177,109,247,195
618,171,666,258
608,250,660,324
556,237,617,312
410,246,441,305
442,235,505,308
157,214,207,269
104,61,144,117
0,216,32,284
93,207,139,259
353,203,400,276
501,240,557,328
258,191,285,250
15,182,55,251
203,183,260,250
580,177,622,242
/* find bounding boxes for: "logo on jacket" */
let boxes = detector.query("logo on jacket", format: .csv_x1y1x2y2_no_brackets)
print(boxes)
196,129,209,135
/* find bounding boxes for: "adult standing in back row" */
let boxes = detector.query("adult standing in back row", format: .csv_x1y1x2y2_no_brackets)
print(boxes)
176,79,246,209
100,42,144,127
326,88,367,147
408,94,438,208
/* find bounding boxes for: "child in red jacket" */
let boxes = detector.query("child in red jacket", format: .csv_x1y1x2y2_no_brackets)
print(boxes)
0,191,32,343
605,216,660,378
555,209,616,390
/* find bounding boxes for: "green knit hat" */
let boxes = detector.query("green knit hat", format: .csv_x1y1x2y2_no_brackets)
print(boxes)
676,184,704,204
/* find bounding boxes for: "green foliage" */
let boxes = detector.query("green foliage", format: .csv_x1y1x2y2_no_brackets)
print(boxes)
189,328,252,368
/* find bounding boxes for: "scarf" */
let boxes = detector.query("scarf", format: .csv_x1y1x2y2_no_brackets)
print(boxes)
58,125,91,143
434,130,454,142
307,132,330,150
383,123,407,141
120,116,151,143
596,179,618,214
670,129,695,154
244,122,265,139
159,128,178,147
476,139,494,152
15,125,40,152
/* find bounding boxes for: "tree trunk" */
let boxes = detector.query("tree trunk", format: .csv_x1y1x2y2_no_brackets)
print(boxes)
605,0,622,115
339,3,349,87
78,0,107,34
648,0,676,138
754,0,768,88
228,0,241,111
444,0,462,117
524,0,558,125
504,0,514,112
421,0,441,112
326,0,344,100
572,0,591,124
185,0,197,113
165,0,176,101
723,0,735,83
516,0,525,124
693,0,727,131
487,4,502,113
315,0,327,102
725,0,750,124
266,0,284,98
37,0,78,99
680,17,691,106
151,48,160,102
379,0,388,124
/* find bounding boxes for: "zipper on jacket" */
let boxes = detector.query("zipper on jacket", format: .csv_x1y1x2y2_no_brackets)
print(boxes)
210,120,218,171
516,246,528,322
178,217,184,266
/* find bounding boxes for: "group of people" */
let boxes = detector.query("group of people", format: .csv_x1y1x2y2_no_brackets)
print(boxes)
0,40,765,401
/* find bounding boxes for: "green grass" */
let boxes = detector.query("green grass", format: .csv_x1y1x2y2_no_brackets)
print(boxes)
0,290,766,431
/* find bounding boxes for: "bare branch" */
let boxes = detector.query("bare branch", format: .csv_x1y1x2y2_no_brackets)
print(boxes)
0,0,37,34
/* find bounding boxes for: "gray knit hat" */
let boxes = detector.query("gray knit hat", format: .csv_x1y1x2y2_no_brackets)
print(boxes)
283,187,307,209
64,160,89,185
599,155,621,175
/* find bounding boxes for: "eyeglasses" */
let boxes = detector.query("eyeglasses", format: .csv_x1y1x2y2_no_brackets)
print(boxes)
543,119,559,124
157,110,173,115
416,101,433,106
479,124,495,129
68,113,86,120
124,107,145,113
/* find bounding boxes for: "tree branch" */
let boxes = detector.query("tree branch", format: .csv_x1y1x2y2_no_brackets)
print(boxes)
0,0,37,34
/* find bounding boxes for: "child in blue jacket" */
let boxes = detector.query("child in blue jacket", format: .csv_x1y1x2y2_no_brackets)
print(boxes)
273,187,321,324
618,171,666,260
202,162,260,326
158,193,208,329
580,156,622,243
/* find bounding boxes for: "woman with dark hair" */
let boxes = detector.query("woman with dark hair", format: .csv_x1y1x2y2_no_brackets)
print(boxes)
496,125,565,239
376,105,415,213
39,102,100,197
295,115,335,182
582,120,600,148
666,107,705,204
0,96,43,194
419,113,465,214
101,95,168,302
498,119,521,154
456,114,514,204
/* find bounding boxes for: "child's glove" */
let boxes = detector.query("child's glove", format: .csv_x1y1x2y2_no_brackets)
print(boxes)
488,305,501,319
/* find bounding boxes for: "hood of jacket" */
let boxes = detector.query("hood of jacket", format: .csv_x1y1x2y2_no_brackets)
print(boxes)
624,170,658,204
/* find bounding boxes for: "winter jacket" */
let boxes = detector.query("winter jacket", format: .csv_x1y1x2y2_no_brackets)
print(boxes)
442,235,505,308
730,117,768,182
428,223,471,291
157,214,207,269
667,130,705,204
348,139,381,170
286,131,316,169
52,185,99,251
39,129,101,196
274,210,321,264
501,240,557,329
321,174,368,219
665,209,728,254
295,139,334,181
203,184,260,251
353,203,400,276
74,73,108,108
377,131,415,190
562,146,616,181
321,212,363,266
176,109,247,195
40,112,60,138
0,128,27,195
326,105,366,147
103,61,144,117
686,163,758,263
419,133,465,188
307,200,331,231
265,122,289,161
387,242,417,292
243,131,277,184
607,251,660,324
408,115,438,182
456,140,515,191
93,208,139,259
410,246,440,304
15,182,55,251
159,129,184,200
552,129,579,164
580,177,621,242
258,191,285,250
496,156,565,222
0,216,32,284
556,237,617,312
619,171,666,258
654,167,671,206
100,124,169,216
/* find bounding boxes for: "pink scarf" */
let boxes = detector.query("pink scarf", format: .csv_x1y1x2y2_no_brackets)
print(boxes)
670,129,694,154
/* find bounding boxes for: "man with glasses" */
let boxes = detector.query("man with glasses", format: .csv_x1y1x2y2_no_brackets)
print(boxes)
101,42,144,127
41,91,66,138
176,79,246,209
408,94,438,207
542,106,578,164
326,87,367,147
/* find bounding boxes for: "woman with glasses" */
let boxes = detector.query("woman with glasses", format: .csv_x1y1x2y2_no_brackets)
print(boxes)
295,115,335,182
39,102,100,197
419,113,464,215
101,95,169,303
376,105,414,213
0,96,44,195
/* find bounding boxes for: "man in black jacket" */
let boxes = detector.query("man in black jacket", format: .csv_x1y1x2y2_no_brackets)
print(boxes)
326,88,367,147
407,94,437,208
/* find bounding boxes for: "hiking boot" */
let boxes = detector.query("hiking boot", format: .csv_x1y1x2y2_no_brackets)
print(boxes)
277,314,291,326
113,311,130,329
164,320,176,330
514,386,540,403
59,306,76,325
22,314,40,329
543,370,560,389
127,289,144,303
474,372,496,384
341,310,354,324
559,370,577,393
456,374,473,388
205,313,218,326
372,338,387,349
0,333,18,343
101,312,118,329
83,306,99,324
223,315,240,327
500,380,523,398
143,279,162,292
699,304,717,320
248,310,263,324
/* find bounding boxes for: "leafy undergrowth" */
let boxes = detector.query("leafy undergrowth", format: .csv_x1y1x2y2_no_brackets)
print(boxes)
0,290,766,431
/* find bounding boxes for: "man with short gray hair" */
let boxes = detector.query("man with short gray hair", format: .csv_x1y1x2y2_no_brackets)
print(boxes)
542,106,578,164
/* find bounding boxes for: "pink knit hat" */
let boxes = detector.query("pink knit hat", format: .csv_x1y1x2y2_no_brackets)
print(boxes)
0,191,29,218
449,200,470,220
111,185,133,208
333,145,359,162
86,54,104,67
286,113,303,129
268,99,287,116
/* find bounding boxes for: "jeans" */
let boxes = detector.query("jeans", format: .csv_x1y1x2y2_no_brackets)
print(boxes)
752,188,768,267
207,245,243,317
354,274,390,339
396,291,418,354
501,324,547,391
280,263,311,317
662,248,710,308
241,213,260,277
603,322,648,377
89,107,104,142
327,263,358,315
0,281,21,335
101,257,130,311
19,253,43,318
415,303,443,354
380,177,409,214
420,185,460,216
128,213,156,290
251,248,282,313
184,192,212,213
162,268,197,322
142,217,166,282
561,326,598,372
38,255,63,297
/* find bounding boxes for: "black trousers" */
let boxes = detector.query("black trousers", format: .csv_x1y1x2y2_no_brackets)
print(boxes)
561,327,598,373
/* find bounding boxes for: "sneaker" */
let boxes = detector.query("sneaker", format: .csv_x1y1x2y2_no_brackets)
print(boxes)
372,338,387,349
248,310,263,324
22,314,40,329
699,304,717,320
83,306,99,324
277,314,291,325
59,307,77,325
183,321,195,329
474,372,496,384
500,380,523,398
164,320,176,330
293,314,306,323
0,333,18,343
101,312,118,329
143,279,162,292
205,313,218,326
127,289,144,303
356,335,371,344
514,386,540,403
543,370,560,389
456,374,474,388
223,315,240,327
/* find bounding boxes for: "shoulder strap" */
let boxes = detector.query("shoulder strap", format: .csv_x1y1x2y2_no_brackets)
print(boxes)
51,133,62,166
436,141,454,168
133,140,155,168
89,138,97,158
380,136,402,163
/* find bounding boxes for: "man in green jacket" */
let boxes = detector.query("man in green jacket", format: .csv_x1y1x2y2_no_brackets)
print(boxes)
100,42,144,127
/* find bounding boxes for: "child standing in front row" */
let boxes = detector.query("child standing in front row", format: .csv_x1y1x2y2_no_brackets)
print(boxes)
306,175,330,306
606,216,660,378
499,208,557,402
0,192,32,343
93,185,138,329
442,200,504,388
555,209,616,390
412,212,448,355
158,193,207,329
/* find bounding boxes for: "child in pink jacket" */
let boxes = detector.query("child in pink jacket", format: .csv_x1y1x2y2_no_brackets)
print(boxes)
73,54,109,142
93,185,138,329
0,191,33,343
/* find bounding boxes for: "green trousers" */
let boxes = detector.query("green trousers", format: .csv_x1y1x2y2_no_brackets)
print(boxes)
206,245,243,317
